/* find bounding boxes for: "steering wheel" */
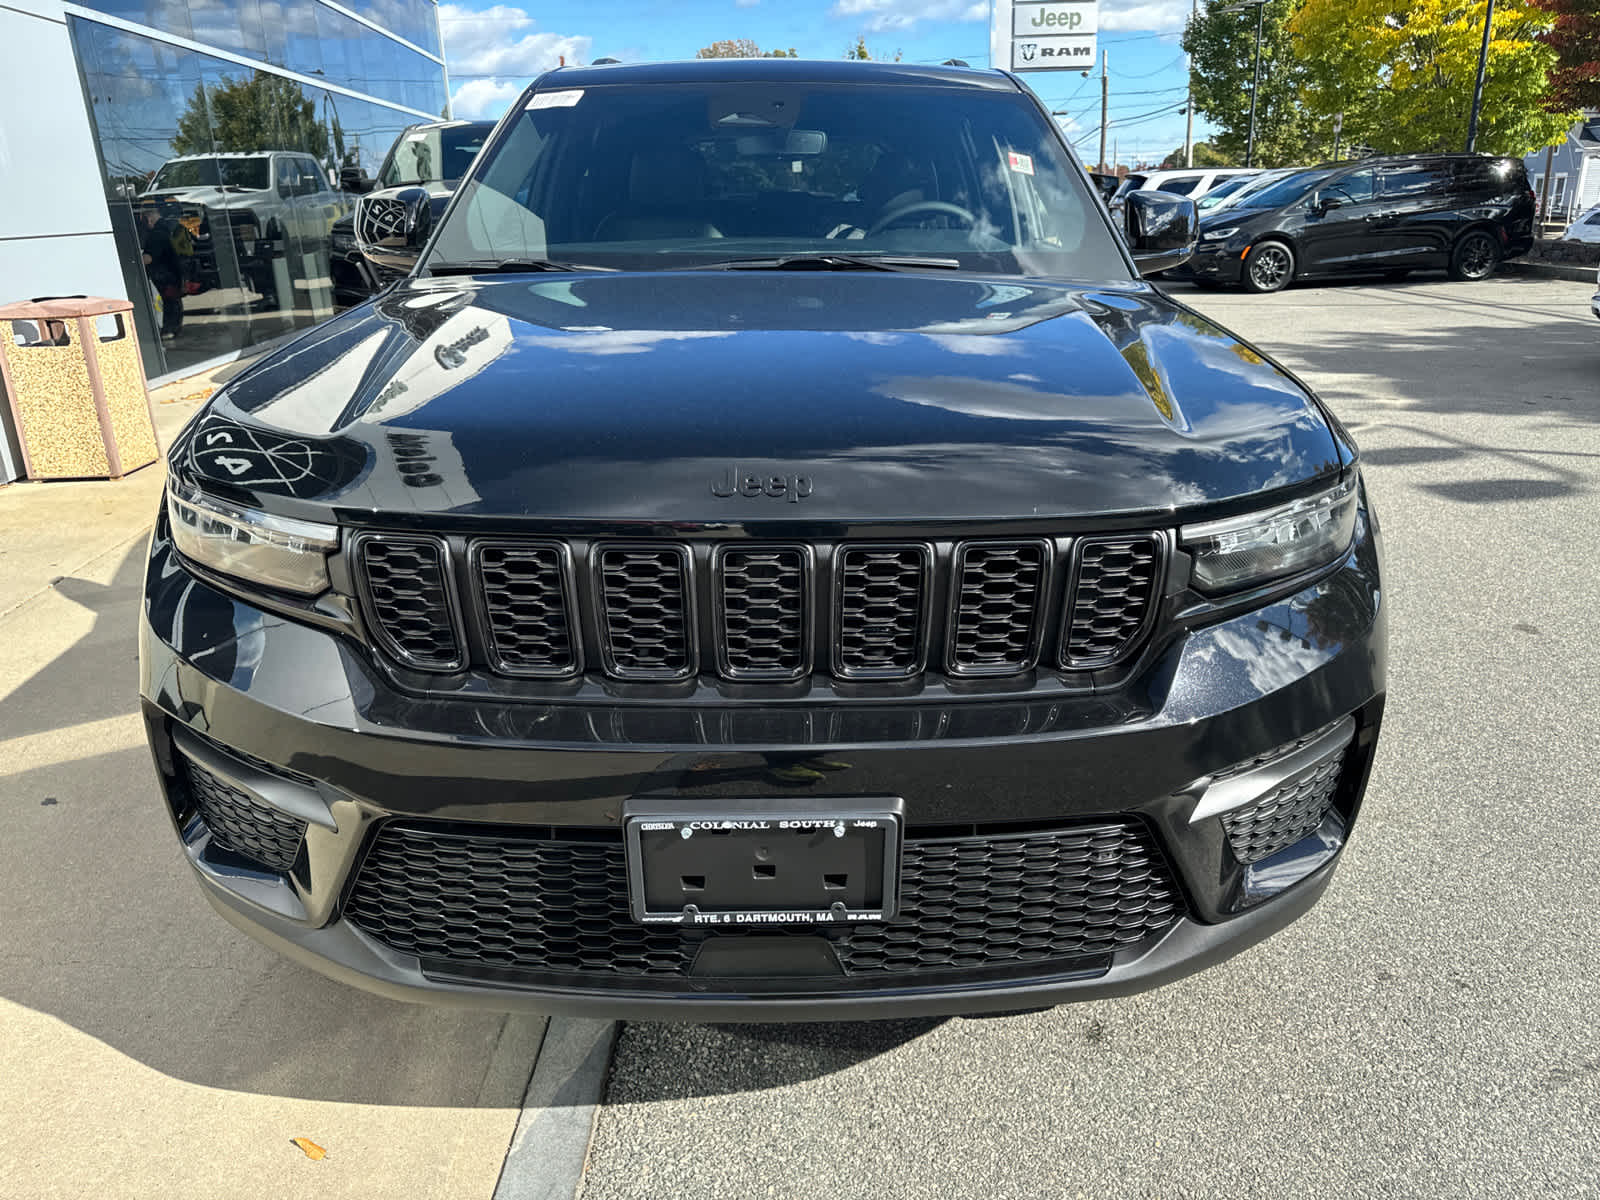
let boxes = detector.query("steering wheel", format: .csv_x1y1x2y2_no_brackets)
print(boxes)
868,200,978,236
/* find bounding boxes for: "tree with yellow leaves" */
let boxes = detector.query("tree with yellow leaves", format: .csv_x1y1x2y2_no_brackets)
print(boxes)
1291,0,1576,156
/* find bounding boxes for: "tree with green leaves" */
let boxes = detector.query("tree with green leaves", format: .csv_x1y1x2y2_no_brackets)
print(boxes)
1182,0,1325,167
696,39,797,58
1532,0,1600,110
172,72,329,161
844,35,903,61
1292,0,1575,155
1162,141,1232,168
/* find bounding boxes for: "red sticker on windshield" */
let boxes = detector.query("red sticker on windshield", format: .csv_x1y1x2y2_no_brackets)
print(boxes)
1007,151,1034,176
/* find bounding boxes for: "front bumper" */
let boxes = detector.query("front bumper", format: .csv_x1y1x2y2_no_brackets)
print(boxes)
140,505,1386,1019
1179,241,1247,284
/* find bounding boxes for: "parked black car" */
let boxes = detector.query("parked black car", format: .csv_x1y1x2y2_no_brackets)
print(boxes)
330,119,495,307
1182,154,1535,293
141,60,1385,1020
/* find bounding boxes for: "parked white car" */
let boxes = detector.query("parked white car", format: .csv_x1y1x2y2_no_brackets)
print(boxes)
1111,167,1258,205
1196,167,1297,214
1562,205,1600,243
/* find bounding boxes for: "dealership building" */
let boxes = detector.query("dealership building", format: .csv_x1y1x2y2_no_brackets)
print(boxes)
0,0,449,481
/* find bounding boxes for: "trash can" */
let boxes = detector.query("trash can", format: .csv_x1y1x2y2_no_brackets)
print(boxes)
0,295,159,480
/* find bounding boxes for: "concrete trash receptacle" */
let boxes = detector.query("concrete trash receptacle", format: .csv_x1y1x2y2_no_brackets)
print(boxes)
0,295,159,480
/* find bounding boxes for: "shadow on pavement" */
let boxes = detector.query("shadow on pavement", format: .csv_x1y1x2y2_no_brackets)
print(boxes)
0,542,532,1107
603,1018,951,1102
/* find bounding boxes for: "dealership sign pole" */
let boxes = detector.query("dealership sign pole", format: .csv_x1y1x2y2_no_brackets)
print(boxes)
992,0,1099,75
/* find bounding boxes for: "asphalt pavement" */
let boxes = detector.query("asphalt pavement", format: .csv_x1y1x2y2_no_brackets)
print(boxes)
579,275,1600,1200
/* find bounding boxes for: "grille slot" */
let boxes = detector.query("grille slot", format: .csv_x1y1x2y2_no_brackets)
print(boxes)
356,535,463,670
949,541,1048,675
474,541,578,677
596,545,693,680
835,546,930,678
1222,755,1343,864
716,546,808,680
344,820,1180,982
181,754,306,872
1063,535,1162,668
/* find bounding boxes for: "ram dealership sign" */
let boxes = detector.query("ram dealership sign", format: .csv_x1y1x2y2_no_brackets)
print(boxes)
991,0,1098,73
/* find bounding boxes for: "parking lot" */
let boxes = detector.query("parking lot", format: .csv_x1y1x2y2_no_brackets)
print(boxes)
1,273,1596,1199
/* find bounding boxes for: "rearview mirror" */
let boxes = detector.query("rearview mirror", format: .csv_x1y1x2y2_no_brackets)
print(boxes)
1124,190,1197,276
357,186,433,273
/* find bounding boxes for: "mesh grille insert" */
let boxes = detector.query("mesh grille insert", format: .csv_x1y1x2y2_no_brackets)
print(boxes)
475,542,577,676
358,536,462,670
597,546,692,679
837,546,928,677
1222,755,1343,864
718,547,807,679
1063,536,1161,667
344,820,1181,983
950,542,1047,674
181,754,306,872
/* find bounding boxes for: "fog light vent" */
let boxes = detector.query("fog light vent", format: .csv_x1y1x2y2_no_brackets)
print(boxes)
1221,755,1342,864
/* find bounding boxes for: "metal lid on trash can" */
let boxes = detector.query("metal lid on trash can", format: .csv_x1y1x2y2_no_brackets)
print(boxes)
0,296,135,320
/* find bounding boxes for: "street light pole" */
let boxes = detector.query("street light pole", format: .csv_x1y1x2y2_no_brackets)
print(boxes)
1245,0,1265,168
1183,0,1196,168
1465,0,1497,152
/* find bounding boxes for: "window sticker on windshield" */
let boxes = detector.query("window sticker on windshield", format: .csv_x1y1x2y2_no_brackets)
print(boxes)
528,90,584,110
1007,151,1034,176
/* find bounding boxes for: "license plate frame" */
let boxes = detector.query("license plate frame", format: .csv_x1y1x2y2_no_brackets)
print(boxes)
623,798,903,928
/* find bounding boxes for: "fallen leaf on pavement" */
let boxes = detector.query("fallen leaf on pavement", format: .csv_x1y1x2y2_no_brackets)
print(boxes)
290,1137,327,1161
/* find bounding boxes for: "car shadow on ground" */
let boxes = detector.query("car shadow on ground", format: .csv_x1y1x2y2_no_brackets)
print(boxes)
0,541,538,1106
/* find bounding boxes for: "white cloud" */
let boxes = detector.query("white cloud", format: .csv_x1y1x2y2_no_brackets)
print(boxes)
440,4,592,117
830,0,987,33
1099,0,1190,32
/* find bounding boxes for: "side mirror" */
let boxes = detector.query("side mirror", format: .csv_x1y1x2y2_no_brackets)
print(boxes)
1125,190,1197,276
1317,195,1345,213
357,186,432,273
340,166,374,194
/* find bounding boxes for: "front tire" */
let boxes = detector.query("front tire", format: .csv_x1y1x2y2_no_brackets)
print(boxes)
1449,230,1499,281
1242,241,1295,294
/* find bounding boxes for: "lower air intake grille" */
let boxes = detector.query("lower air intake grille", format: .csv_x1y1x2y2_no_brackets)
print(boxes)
344,820,1180,982
596,546,691,680
836,546,928,678
1222,755,1343,864
1063,536,1161,667
182,755,306,872
356,536,462,670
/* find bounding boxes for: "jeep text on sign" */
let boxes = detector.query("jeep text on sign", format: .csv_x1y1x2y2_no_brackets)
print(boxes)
1011,2,1098,36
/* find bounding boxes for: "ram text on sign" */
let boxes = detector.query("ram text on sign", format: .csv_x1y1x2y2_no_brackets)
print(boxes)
1011,34,1096,70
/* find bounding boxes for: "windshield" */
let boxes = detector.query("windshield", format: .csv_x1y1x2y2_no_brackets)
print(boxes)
148,157,270,192
381,123,494,187
1234,170,1332,211
426,83,1127,278
1196,174,1254,210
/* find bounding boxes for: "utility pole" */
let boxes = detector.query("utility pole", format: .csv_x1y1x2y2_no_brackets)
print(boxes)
1098,50,1109,173
1465,0,1496,152
1183,0,1196,167
1537,144,1555,231
1245,0,1264,168
1332,112,1343,161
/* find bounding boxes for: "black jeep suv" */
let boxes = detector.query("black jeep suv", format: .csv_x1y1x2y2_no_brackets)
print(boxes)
141,60,1386,1020
1183,154,1535,293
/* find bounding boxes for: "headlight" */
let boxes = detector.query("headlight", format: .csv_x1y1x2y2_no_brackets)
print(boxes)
1200,226,1239,241
1181,475,1359,593
166,481,338,596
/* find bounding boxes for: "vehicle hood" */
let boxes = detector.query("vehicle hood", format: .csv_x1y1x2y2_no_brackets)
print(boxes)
176,272,1339,525
141,185,268,208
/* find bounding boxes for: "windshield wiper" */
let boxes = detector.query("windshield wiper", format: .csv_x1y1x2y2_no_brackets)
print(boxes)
426,258,615,276
693,253,963,272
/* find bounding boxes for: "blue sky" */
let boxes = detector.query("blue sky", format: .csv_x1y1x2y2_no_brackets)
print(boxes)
437,0,1210,169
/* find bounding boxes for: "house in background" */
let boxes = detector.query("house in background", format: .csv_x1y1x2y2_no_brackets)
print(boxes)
1524,111,1600,225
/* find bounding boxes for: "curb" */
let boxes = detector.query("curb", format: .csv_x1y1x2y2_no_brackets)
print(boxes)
1505,258,1598,284
493,1018,621,1200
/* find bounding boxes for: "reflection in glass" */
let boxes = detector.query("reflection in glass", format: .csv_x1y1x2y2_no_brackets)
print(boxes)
67,5,441,377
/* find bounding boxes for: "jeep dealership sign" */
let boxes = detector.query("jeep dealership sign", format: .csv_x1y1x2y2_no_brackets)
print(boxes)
992,0,1097,73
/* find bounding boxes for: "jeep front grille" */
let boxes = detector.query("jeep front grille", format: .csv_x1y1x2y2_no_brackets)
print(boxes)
351,533,1167,687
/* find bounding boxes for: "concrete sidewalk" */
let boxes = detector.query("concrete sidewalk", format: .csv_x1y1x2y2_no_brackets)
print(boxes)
0,362,545,1200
